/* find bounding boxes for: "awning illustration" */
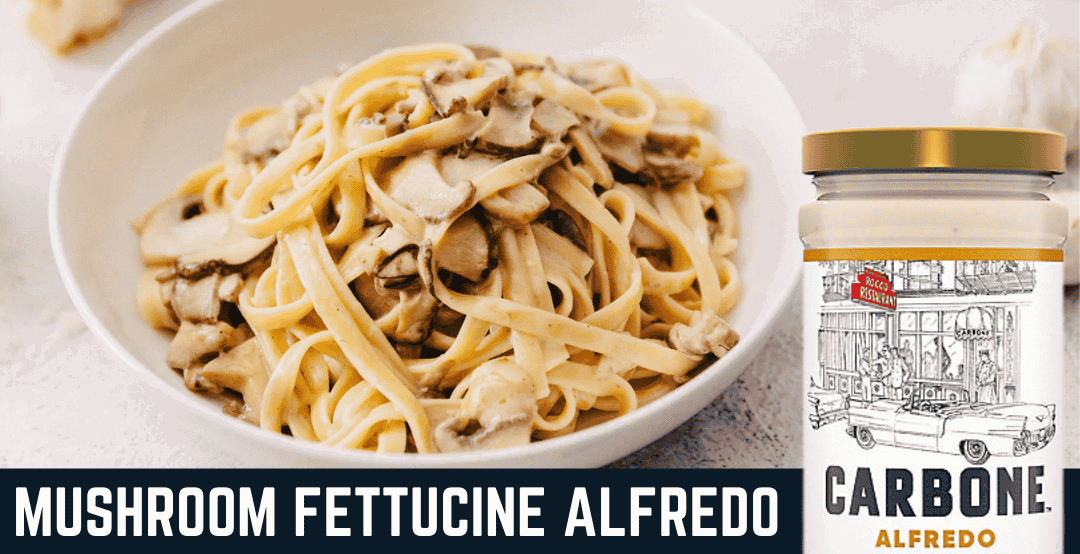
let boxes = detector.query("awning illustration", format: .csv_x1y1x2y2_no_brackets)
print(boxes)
956,266,1035,295
954,306,995,340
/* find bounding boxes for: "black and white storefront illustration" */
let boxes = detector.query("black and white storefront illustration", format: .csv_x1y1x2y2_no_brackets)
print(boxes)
807,260,1056,465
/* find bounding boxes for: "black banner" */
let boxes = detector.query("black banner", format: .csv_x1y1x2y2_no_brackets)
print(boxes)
1067,467,1078,553
5,468,1077,548
3,469,799,547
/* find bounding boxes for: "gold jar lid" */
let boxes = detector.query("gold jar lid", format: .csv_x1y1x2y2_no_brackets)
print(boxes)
802,127,1065,174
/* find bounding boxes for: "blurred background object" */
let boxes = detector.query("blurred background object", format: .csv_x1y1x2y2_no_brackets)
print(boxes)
952,20,1077,149
19,0,139,56
951,20,1079,285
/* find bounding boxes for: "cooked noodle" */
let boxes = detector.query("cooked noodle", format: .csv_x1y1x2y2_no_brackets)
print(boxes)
133,43,745,454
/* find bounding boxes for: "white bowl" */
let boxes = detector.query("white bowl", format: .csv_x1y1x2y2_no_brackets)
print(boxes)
49,0,807,467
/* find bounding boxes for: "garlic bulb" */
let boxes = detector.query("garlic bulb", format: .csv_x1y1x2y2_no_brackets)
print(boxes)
25,0,130,56
952,21,1079,285
952,21,1078,150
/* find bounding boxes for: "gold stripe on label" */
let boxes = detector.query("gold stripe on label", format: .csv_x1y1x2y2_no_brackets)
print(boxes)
803,247,1063,262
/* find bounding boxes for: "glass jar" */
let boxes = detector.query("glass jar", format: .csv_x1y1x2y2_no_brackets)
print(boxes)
799,128,1067,554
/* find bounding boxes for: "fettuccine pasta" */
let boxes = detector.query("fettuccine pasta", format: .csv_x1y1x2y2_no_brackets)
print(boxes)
133,43,745,454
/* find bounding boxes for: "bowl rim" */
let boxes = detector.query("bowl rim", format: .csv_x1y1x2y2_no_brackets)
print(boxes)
48,0,807,467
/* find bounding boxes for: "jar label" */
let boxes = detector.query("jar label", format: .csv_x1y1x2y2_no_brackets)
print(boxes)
802,252,1062,553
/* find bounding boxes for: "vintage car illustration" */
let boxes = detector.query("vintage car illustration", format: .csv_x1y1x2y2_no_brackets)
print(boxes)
807,381,849,430
844,386,1056,465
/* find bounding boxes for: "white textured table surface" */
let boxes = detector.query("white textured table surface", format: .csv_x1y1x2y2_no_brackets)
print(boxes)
1,0,1076,468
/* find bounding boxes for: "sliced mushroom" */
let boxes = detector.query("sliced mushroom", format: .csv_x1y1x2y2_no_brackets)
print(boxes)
237,112,292,164
593,124,645,173
480,183,550,228
363,236,446,345
474,92,542,155
201,337,270,425
376,246,420,290
639,153,704,187
476,57,517,100
394,342,424,359
167,320,235,371
668,310,739,359
531,98,580,138
511,61,549,74
392,286,441,344
222,321,255,350
466,44,501,59
159,271,245,324
647,123,700,158
216,273,245,303
538,208,587,251
438,151,504,186
384,111,409,137
171,259,223,281
364,225,422,294
138,194,276,267
354,273,398,320
166,273,225,323
422,59,511,118
434,358,534,453
142,193,271,378
533,223,593,280
137,268,179,331
370,224,413,257
184,367,223,394
433,303,467,330
382,150,475,223
434,212,493,282
358,263,442,345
